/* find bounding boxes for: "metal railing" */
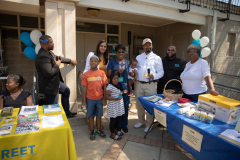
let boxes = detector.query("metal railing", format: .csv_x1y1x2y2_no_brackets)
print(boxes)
176,0,240,15
211,71,240,100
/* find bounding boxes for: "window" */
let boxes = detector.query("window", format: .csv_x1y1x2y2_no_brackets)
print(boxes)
76,21,105,33
107,25,119,34
20,16,38,28
227,33,236,56
41,18,45,29
107,36,118,44
0,13,17,27
1,28,18,39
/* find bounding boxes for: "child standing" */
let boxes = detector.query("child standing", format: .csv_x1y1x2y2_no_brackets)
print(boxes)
106,72,127,140
128,59,138,96
82,55,108,140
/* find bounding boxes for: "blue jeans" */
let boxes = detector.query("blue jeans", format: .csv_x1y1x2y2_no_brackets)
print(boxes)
118,89,130,128
183,91,207,102
44,81,71,114
86,98,103,118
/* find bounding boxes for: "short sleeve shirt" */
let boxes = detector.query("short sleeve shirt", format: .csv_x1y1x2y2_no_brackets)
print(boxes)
82,69,108,100
0,89,32,108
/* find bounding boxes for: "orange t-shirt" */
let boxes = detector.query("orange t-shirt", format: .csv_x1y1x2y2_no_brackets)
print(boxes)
82,69,108,100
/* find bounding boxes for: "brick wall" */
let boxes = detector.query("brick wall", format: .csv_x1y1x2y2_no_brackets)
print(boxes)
2,39,35,91
212,20,240,76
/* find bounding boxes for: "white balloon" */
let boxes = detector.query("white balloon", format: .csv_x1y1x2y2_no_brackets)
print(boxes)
192,30,201,40
201,47,211,58
200,36,209,47
30,30,42,45
35,44,41,55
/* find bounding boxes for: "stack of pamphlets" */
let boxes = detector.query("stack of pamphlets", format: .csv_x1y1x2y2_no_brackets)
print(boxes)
1,107,13,117
143,95,163,102
15,114,40,134
43,104,61,113
19,105,38,115
42,114,64,128
0,116,16,135
219,129,240,147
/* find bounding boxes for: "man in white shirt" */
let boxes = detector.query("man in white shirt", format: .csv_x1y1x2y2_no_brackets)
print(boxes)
134,38,164,132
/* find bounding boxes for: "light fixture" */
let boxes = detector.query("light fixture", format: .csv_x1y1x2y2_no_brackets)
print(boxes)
87,8,100,17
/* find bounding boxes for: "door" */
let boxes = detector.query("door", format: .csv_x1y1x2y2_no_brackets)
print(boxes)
76,33,105,74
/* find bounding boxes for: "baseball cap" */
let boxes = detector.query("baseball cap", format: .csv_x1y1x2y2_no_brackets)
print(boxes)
142,38,152,45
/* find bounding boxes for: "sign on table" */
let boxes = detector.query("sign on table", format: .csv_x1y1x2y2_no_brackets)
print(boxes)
154,108,167,127
182,125,203,152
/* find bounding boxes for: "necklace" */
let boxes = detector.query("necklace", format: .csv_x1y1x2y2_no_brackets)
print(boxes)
182,62,195,76
10,89,21,97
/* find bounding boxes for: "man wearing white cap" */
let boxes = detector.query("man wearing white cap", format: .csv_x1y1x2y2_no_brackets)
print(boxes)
134,38,164,132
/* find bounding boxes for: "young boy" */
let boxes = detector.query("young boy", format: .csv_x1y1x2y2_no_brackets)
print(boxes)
82,55,108,140
128,58,138,96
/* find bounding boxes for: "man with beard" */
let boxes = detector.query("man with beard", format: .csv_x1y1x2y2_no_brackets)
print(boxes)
35,35,77,118
134,38,164,132
157,45,187,94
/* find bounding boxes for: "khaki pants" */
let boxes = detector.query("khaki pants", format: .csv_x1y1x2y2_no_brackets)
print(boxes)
135,81,157,127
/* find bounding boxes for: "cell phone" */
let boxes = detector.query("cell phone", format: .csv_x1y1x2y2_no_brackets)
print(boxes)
55,56,61,61
56,56,58,61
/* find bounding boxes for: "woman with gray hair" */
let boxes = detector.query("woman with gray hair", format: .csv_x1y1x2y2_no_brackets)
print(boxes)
180,44,218,102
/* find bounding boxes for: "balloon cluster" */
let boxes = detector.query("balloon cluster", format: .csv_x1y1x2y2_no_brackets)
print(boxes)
192,30,211,58
20,30,42,60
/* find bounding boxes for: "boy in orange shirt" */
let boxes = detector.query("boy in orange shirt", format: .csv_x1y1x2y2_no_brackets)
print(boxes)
82,55,108,140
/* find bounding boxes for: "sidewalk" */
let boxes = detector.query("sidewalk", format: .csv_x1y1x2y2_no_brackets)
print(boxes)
69,95,196,160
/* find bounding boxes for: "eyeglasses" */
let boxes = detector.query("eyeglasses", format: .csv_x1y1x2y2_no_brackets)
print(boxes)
167,49,175,51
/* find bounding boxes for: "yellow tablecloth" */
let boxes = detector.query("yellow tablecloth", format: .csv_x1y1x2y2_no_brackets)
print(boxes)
0,106,77,160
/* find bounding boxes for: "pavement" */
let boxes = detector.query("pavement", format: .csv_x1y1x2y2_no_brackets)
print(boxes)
68,94,196,160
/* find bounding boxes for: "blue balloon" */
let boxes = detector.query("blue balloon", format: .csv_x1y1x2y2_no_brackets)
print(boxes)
24,47,36,60
192,39,201,47
20,32,34,47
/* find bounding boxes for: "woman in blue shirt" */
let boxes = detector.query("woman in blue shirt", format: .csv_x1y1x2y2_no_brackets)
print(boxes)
107,44,130,133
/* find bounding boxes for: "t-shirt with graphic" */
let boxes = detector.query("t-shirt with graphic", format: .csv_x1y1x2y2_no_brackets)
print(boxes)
82,69,108,100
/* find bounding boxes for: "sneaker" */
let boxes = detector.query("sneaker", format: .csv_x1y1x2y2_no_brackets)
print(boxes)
96,130,106,138
89,131,95,140
134,122,143,128
128,91,133,96
144,126,153,133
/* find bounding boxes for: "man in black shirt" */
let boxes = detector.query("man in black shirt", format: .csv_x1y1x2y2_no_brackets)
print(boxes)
157,45,187,94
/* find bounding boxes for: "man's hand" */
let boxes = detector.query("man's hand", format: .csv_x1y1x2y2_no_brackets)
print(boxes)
71,60,77,67
210,89,219,96
118,68,125,74
54,59,62,66
102,99,107,106
148,74,154,80
81,101,87,108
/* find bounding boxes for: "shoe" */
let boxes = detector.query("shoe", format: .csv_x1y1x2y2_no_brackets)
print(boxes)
96,130,106,138
144,126,153,133
134,122,143,128
122,127,128,133
67,112,77,118
128,91,133,96
89,131,95,140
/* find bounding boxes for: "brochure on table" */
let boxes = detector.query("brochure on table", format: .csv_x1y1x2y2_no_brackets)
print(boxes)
19,105,38,115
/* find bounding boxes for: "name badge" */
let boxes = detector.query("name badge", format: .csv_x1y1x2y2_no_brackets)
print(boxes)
119,77,123,82
175,64,180,67
144,73,148,77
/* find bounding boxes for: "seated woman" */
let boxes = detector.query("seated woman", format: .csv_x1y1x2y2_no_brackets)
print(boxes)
180,44,218,102
0,74,32,109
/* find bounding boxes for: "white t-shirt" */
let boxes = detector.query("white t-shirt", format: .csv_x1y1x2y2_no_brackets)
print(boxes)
180,58,211,95
128,67,137,79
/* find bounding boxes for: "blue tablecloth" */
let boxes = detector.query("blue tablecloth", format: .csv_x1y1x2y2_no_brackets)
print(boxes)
138,94,240,160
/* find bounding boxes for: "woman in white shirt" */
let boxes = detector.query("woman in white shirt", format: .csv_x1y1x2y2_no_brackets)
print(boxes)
180,44,218,102
82,40,109,74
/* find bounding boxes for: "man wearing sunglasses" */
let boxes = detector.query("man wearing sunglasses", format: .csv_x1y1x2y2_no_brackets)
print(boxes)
157,45,187,94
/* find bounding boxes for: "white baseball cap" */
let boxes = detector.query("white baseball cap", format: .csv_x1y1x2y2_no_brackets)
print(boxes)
142,38,152,45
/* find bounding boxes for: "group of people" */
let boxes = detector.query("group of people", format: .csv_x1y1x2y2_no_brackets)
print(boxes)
0,35,218,141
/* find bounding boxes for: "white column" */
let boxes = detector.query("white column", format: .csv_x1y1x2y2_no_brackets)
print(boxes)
45,0,78,113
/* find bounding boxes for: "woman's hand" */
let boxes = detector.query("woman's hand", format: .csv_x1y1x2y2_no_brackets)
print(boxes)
118,68,125,74
210,89,219,96
79,74,84,80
